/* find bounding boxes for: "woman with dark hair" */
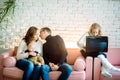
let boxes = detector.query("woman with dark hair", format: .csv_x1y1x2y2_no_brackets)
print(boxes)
16,26,43,80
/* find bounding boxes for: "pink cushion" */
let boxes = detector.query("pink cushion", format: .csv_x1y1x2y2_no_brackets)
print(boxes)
49,70,86,80
66,48,81,65
49,71,61,80
68,71,86,80
0,67,3,75
74,57,85,71
107,48,120,66
3,57,16,67
13,47,18,56
0,55,3,66
3,67,86,80
3,67,23,79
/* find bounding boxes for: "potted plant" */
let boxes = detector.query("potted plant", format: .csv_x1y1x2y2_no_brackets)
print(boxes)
0,0,16,24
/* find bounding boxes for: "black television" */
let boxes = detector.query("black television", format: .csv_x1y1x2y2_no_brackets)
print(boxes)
86,36,108,53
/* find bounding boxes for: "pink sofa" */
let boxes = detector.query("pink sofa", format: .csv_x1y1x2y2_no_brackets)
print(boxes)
0,47,93,80
94,48,120,80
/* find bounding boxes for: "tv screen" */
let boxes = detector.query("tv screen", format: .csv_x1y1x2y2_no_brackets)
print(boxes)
86,36,108,53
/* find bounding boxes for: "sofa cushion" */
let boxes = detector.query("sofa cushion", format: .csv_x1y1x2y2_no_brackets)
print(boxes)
0,67,3,75
3,67,86,80
3,57,16,67
49,71,61,80
74,57,85,71
68,71,86,80
3,67,23,79
66,48,81,65
107,48,120,66
13,47,18,56
0,55,3,66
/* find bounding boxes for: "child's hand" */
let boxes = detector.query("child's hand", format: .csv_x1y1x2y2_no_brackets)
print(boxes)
36,54,40,56
51,65,59,71
49,62,59,71
36,62,41,66
49,62,54,67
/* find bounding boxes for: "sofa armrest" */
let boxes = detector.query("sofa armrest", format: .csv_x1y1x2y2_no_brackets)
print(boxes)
0,49,14,67
74,56,86,71
3,56,16,67
0,53,9,67
0,48,14,57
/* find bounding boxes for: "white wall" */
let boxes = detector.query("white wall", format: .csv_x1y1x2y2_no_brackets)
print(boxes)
0,0,120,48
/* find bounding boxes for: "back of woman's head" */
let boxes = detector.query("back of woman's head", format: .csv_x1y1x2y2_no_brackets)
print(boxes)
24,26,38,45
89,23,103,36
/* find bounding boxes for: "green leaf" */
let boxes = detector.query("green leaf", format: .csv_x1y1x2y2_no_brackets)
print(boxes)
0,0,16,24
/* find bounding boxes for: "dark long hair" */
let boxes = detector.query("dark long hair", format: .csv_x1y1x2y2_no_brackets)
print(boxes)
23,26,38,46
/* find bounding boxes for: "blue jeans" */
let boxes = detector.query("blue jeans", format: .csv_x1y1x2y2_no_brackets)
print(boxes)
16,59,42,80
41,63,72,80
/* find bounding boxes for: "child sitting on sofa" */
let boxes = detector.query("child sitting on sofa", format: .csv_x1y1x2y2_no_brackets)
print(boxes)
77,23,120,78
24,41,44,66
